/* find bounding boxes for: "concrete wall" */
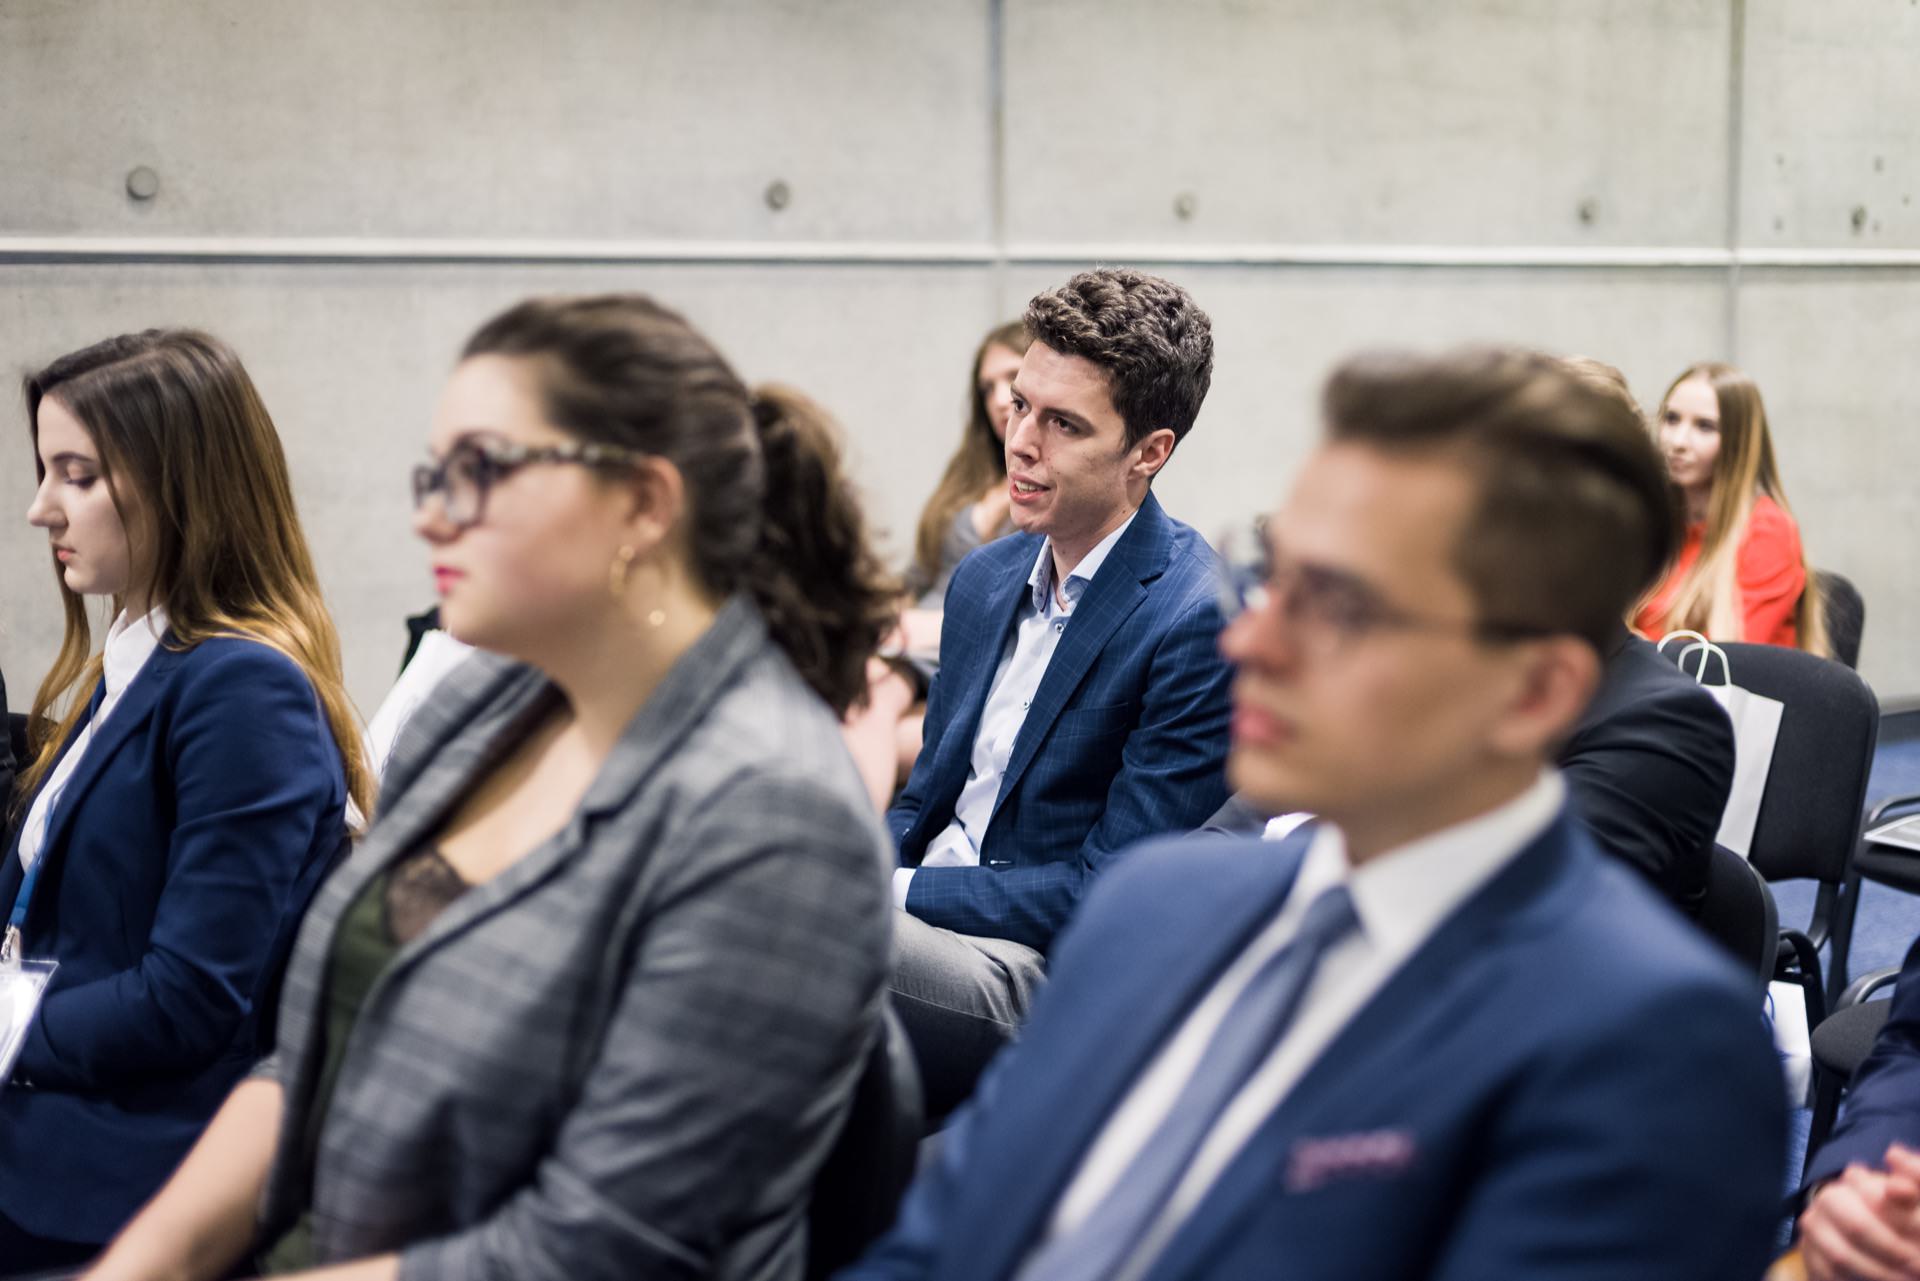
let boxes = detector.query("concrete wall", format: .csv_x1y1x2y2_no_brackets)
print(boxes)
3,0,1916,711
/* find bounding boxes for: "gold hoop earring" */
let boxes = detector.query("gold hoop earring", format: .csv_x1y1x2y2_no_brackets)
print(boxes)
608,545,638,598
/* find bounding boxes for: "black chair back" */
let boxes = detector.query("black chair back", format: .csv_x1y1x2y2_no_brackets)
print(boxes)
1659,640,1878,1014
1702,642,1878,889
1816,569,1865,670
1696,843,1778,988
6,712,27,770
805,1003,923,1280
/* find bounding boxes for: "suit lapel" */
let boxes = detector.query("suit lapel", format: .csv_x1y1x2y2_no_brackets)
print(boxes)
0,686,104,915
1139,820,1578,1281
368,596,772,982
949,834,1311,1281
29,646,187,889
989,496,1170,824
908,549,1033,852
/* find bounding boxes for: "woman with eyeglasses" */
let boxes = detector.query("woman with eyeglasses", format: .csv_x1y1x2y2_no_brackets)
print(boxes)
4,330,366,1271
84,295,897,1281
1632,362,1827,653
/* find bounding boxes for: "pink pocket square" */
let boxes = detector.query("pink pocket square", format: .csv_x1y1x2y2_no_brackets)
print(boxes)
1284,1129,1417,1193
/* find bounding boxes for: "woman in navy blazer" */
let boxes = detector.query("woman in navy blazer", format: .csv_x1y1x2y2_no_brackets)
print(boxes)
1,330,370,1269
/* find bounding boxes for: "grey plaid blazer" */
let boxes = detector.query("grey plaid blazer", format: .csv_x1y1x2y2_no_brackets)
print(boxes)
257,597,892,1281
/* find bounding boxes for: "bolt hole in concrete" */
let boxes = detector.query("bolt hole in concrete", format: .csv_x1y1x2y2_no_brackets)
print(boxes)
764,179,791,212
1172,191,1197,221
1851,205,1869,234
125,166,160,201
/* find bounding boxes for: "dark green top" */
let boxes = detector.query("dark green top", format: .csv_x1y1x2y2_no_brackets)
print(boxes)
261,849,468,1273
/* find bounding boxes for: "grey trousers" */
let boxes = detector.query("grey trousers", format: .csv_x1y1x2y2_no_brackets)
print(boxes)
889,909,1047,1121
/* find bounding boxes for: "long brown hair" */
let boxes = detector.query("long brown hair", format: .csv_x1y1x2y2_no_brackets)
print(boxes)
462,295,897,715
18,330,373,814
908,320,1031,591
1651,362,1828,655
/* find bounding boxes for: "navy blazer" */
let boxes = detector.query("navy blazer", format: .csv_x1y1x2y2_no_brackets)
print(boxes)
844,809,1786,1281
0,636,347,1245
1199,630,1738,919
1804,931,1920,1187
886,492,1232,954
1559,629,1734,917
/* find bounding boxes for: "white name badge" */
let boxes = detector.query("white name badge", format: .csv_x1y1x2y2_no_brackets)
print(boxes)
0,957,57,1086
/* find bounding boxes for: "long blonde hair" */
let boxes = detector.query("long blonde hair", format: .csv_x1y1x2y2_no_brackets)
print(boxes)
18,330,373,815
908,320,1031,591
1652,362,1827,655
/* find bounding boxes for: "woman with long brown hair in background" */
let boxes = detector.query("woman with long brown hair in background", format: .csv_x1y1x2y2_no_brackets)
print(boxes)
1633,361,1827,653
2,329,366,1269
843,319,1030,809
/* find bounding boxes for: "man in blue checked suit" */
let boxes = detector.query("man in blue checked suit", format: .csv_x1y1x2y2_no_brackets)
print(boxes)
886,268,1233,1117
844,349,1785,1281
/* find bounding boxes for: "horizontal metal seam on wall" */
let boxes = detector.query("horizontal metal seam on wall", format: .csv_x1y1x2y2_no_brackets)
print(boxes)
10,236,1920,269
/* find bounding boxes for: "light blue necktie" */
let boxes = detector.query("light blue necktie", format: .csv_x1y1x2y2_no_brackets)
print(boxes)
1018,884,1361,1281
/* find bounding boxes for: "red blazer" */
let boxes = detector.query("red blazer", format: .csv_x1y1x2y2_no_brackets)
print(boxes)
1634,494,1806,648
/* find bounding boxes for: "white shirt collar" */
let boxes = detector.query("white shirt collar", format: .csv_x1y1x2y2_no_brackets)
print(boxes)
1287,770,1565,955
1028,507,1140,613
102,605,170,701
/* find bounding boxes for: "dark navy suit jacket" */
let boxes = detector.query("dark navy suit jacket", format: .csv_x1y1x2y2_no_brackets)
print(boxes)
0,636,347,1244
886,492,1232,953
1560,629,1733,917
1202,629,1736,919
1804,931,1920,1187
844,810,1787,1281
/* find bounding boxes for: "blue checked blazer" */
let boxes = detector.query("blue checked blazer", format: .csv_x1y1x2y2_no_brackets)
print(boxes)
257,598,892,1281
844,813,1787,1281
887,492,1232,953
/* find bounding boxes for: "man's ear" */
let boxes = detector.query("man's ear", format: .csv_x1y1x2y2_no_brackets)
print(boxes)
1488,636,1600,759
1131,427,1178,481
619,455,688,554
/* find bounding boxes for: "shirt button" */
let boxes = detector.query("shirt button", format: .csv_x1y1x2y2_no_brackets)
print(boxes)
1022,699,1031,709
1054,621,1065,633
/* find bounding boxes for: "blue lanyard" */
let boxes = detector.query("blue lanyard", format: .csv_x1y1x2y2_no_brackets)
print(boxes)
1,856,39,966
9,856,42,933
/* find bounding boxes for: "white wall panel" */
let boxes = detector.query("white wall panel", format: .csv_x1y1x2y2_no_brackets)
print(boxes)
0,265,998,711
1004,0,1730,248
1743,1,1920,249
1736,271,1920,693
0,0,991,242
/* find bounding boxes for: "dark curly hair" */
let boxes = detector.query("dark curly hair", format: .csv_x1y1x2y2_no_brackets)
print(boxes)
462,295,897,715
1023,268,1214,449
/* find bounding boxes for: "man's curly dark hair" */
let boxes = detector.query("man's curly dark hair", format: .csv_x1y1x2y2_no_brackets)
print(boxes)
1023,268,1214,449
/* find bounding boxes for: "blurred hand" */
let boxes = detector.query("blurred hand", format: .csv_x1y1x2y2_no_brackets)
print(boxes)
1801,1146,1920,1281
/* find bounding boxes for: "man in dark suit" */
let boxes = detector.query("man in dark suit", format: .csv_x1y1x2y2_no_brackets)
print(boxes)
1797,934,1920,1278
843,348,1784,1281
1202,623,1736,918
887,268,1233,1115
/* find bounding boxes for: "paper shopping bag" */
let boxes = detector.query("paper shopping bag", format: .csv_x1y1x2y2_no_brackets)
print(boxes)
1659,632,1785,859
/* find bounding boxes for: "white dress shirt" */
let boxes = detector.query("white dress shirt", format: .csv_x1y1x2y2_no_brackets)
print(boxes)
363,628,475,781
895,511,1138,909
1037,770,1566,1281
17,605,171,873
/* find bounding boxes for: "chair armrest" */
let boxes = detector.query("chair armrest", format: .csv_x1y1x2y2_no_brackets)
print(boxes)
1867,791,1920,828
1838,965,1904,1012
1780,927,1828,1027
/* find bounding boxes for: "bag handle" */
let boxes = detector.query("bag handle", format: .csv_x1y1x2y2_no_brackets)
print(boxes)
1657,629,1733,688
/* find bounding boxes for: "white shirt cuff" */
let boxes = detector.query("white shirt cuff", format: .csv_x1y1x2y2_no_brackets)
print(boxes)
892,867,916,911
